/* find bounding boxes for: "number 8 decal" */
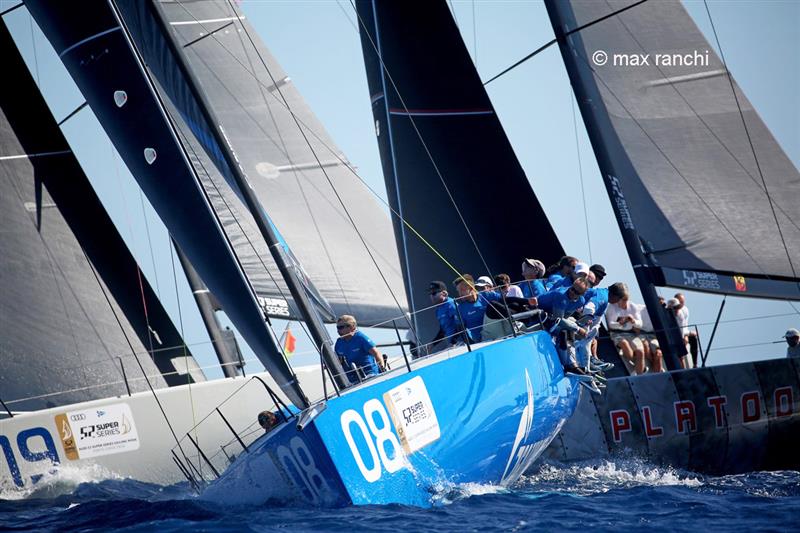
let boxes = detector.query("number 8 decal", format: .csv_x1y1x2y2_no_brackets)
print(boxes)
340,409,381,482
341,400,405,482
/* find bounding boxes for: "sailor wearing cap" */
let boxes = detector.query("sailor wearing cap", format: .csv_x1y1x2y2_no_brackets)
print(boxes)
428,280,462,349
784,328,800,358
521,258,547,299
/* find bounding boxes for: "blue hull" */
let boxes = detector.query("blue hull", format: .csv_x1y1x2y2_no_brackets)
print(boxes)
203,332,579,507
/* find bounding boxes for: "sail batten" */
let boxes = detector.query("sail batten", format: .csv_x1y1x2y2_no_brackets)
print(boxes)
128,0,407,326
548,0,800,299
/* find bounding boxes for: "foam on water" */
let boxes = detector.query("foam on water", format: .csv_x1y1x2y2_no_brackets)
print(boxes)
520,458,703,495
0,463,122,501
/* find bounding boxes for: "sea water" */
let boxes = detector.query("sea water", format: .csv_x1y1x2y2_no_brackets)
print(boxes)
1,459,798,532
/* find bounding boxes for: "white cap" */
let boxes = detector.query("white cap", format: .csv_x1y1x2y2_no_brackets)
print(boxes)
666,298,680,308
475,275,493,288
784,328,800,338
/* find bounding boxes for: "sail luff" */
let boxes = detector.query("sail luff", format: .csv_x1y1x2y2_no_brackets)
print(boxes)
146,0,348,390
545,0,687,368
543,0,800,301
137,0,407,327
24,0,308,408
355,0,566,345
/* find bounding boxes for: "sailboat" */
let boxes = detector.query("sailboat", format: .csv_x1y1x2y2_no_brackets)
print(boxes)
0,13,335,492
20,0,581,507
537,0,800,473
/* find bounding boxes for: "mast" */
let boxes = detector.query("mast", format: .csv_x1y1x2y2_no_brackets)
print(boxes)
145,0,348,389
173,241,242,378
545,0,686,369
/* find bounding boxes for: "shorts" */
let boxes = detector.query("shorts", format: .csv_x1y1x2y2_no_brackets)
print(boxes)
611,331,644,352
642,333,660,354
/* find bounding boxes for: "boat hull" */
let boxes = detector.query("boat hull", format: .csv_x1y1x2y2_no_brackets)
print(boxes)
541,357,800,474
203,332,579,507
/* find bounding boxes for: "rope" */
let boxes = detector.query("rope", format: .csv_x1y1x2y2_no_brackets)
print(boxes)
703,0,800,297
351,0,494,279
570,91,592,263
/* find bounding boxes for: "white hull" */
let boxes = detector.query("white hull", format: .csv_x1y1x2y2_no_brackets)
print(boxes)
0,366,325,497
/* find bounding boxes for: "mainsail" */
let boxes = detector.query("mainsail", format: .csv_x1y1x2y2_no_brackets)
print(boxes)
355,0,565,340
24,1,308,407
113,0,406,326
546,0,800,300
0,20,202,412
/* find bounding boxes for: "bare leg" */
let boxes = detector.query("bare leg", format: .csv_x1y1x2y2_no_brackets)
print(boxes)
651,348,663,372
617,339,633,365
634,349,645,375
591,338,598,358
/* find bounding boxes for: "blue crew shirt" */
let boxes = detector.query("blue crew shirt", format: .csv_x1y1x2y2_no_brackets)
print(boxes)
537,287,586,319
521,279,547,299
334,330,379,380
545,273,565,290
548,275,573,292
436,297,461,345
457,291,502,342
585,287,609,319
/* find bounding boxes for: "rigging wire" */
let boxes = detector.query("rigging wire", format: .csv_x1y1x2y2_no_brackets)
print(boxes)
27,14,40,86
350,0,495,280
483,0,650,86
590,0,800,316
164,1,495,292
471,0,477,68
702,0,800,305
168,237,199,442
172,0,416,334
226,0,415,334
138,190,161,299
222,0,353,316
570,91,592,264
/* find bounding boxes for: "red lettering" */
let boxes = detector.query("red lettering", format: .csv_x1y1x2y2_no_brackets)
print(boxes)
674,400,696,434
774,387,793,417
741,391,761,423
641,406,663,437
707,395,727,428
610,409,631,443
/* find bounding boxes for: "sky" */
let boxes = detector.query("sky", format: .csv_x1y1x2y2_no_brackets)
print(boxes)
2,0,799,381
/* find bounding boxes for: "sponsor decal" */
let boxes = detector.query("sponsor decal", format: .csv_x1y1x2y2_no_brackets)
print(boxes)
55,403,139,460
734,275,747,292
258,296,291,317
383,376,440,454
608,175,634,230
608,388,792,444
682,270,721,290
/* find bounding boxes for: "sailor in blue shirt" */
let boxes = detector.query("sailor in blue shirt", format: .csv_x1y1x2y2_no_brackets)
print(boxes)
544,256,578,290
537,278,589,320
428,280,462,348
520,258,547,300
334,315,383,384
454,275,503,343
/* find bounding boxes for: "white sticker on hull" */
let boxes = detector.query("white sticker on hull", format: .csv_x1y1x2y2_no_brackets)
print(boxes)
55,403,139,460
383,376,440,454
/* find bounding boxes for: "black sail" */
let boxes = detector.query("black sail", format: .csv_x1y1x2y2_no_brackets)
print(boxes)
0,20,202,412
112,0,406,326
546,0,800,299
25,1,308,407
355,0,565,340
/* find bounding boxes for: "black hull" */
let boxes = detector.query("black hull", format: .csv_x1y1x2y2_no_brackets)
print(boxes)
542,357,800,474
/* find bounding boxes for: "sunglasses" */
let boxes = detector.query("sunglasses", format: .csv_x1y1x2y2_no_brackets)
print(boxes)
336,324,350,330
